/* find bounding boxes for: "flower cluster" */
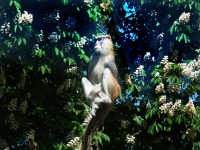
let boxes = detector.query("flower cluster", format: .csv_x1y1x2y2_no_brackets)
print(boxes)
100,1,110,11
184,100,196,116
159,102,173,114
0,136,8,150
155,83,164,94
157,32,164,44
65,17,76,28
159,100,181,117
134,65,145,77
150,10,157,17
160,56,168,65
56,79,76,95
146,102,152,109
36,30,44,42
14,11,33,24
8,113,19,130
19,100,28,113
0,22,10,34
121,119,129,128
48,32,59,43
67,66,77,74
159,95,166,104
178,12,190,23
163,62,173,73
62,42,72,52
84,0,94,4
44,10,59,23
126,134,135,144
167,84,181,93
185,128,197,139
154,72,160,77
168,100,181,117
7,98,17,111
143,52,154,62
66,137,80,147
125,74,132,85
76,36,88,48
180,51,200,80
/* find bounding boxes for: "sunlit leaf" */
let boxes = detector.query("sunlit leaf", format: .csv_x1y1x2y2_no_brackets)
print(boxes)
55,47,59,56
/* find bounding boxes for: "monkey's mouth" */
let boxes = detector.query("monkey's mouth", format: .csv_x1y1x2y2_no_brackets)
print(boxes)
94,45,101,51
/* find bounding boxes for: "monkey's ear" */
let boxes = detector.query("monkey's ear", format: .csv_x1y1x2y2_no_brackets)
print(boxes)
95,34,111,39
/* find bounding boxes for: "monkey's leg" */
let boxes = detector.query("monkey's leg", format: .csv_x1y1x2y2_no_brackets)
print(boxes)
82,77,93,99
88,84,110,103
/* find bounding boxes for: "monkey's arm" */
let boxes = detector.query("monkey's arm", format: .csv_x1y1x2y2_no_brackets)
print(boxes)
104,55,118,79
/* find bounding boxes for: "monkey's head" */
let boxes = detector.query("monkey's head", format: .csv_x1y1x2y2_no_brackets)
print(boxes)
94,35,113,54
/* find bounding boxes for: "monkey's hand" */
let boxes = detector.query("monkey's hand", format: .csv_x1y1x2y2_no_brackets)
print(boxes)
97,91,112,104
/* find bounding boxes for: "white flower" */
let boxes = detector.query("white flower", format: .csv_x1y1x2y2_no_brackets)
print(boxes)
154,72,160,77
160,56,168,65
126,134,135,144
179,12,190,23
155,83,164,94
159,95,166,104
185,100,196,116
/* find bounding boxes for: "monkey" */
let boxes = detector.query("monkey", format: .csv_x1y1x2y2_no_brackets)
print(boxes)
82,34,120,117
80,35,120,150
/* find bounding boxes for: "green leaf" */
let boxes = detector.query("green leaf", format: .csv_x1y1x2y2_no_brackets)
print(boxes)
60,51,64,58
22,38,26,45
40,65,47,74
17,37,22,46
55,47,59,56
61,0,69,5
148,122,156,135
169,25,174,35
62,31,66,38
9,0,13,6
14,0,21,9
175,114,182,124
14,25,17,33
166,118,172,125
178,33,184,42
65,57,76,66
133,115,144,125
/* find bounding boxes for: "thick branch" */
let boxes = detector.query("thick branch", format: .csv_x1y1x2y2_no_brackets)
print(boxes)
81,103,112,150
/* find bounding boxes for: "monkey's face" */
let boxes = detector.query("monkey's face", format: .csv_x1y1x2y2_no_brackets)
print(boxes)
94,38,103,52
94,37,112,53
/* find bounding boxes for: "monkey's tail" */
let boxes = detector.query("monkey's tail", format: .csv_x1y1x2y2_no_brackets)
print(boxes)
81,103,111,150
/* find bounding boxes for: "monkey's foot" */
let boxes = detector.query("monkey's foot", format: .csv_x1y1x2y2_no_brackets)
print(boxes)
90,107,98,117
104,98,112,104
98,91,112,104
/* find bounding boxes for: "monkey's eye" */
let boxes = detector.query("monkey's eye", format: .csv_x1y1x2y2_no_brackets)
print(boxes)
96,38,103,42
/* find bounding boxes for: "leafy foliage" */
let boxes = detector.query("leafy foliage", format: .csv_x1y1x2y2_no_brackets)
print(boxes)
0,0,200,150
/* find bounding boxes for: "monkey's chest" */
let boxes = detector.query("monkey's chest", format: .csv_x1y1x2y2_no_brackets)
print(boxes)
89,62,104,85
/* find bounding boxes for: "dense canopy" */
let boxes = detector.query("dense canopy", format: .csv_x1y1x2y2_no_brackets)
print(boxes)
0,0,200,149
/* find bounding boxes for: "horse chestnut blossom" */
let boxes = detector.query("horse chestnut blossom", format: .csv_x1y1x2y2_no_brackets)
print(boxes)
154,72,160,77
155,83,164,94
126,134,135,144
134,65,145,77
178,12,190,23
160,56,168,65
159,95,166,104
14,11,33,24
185,100,196,116
179,50,200,80
168,100,181,117
159,102,173,114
